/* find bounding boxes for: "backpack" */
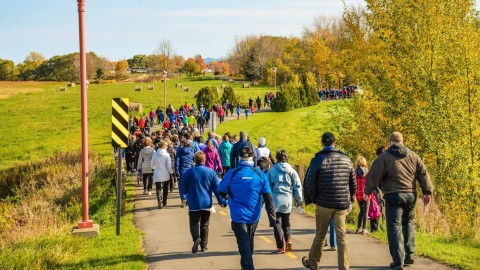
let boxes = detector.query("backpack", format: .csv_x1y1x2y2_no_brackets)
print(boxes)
368,194,382,220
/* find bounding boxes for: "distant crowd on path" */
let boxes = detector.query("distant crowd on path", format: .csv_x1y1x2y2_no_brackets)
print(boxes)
317,87,356,101
127,123,433,270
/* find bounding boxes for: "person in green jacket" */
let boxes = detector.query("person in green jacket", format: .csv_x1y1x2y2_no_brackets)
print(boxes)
218,134,233,178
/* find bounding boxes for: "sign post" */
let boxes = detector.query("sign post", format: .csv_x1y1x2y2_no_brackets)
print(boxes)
111,98,129,236
209,111,217,132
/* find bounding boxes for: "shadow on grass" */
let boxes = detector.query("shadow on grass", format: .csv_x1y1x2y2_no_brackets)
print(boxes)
56,254,144,269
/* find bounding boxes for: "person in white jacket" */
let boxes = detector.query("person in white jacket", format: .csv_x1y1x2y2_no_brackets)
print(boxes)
266,149,303,254
151,140,173,209
138,138,155,195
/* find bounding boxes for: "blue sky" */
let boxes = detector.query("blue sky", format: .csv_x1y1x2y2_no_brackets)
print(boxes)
1,0,365,64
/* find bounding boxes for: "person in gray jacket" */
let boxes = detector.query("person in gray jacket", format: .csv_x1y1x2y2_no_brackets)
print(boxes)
266,149,303,254
364,132,433,270
138,138,155,195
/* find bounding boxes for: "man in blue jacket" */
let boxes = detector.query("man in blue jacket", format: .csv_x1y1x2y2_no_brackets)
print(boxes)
230,131,257,168
219,146,276,270
302,132,356,270
179,151,227,254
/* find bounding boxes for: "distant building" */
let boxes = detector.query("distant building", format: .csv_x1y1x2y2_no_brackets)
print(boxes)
129,67,149,73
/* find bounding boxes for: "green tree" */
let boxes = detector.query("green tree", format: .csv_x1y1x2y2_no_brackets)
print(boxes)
0,59,15,81
219,86,238,105
127,54,147,67
196,86,218,110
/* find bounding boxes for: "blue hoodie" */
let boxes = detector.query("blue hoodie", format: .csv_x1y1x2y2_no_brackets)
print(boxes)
175,146,194,176
218,160,271,223
179,165,226,210
266,162,303,213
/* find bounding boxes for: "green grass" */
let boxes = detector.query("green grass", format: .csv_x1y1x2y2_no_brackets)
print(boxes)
216,100,346,167
0,77,273,170
0,170,144,270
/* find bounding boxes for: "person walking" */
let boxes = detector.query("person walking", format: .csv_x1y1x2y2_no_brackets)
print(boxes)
203,139,223,174
355,156,370,234
302,132,356,270
138,138,155,195
218,146,276,270
255,137,275,173
179,151,227,253
364,132,433,270
218,134,232,177
175,139,195,207
230,131,257,168
266,149,303,254
236,104,241,120
151,141,173,209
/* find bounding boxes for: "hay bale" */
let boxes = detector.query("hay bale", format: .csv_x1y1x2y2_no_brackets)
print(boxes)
176,83,183,87
147,85,154,90
229,79,234,82
129,102,143,113
135,86,142,91
68,83,75,87
194,92,199,98
252,82,259,86
242,83,250,88
59,87,66,91
183,87,190,91
221,84,227,89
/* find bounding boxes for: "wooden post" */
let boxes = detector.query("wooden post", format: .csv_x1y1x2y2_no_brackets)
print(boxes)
295,165,305,182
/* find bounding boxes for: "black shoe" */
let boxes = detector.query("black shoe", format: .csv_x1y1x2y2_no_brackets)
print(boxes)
302,256,311,269
157,200,162,209
200,245,208,252
404,256,414,265
389,262,403,270
192,238,201,254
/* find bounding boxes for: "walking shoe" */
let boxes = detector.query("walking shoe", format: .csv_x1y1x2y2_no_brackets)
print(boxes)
302,256,311,269
157,200,162,209
355,228,362,234
361,229,369,235
285,240,292,252
181,200,187,208
192,238,201,254
274,248,285,254
200,245,208,252
148,191,152,195
404,256,415,265
389,262,403,270
143,190,147,194
331,247,337,251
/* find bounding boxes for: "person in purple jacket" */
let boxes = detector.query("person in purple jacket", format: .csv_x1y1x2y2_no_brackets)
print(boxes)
204,139,222,174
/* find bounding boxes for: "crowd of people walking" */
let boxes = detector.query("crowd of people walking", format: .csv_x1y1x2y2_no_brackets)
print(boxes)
127,100,433,270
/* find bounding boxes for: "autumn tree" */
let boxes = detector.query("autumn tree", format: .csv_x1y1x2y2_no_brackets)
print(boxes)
115,60,129,80
154,39,175,74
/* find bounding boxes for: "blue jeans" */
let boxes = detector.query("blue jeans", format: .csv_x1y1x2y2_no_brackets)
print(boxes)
385,193,416,267
329,219,336,248
231,221,258,270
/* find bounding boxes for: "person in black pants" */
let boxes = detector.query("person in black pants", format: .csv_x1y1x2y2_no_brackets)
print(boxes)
179,152,227,253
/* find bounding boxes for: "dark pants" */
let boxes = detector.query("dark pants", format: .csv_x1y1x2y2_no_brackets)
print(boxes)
385,193,416,267
231,221,258,270
189,210,211,248
222,166,231,178
370,218,379,232
357,200,370,230
199,124,205,135
125,153,134,172
143,173,153,191
155,181,169,205
273,212,291,249
169,174,176,192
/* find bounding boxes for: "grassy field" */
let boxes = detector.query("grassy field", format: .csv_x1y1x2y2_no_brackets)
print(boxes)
0,77,272,170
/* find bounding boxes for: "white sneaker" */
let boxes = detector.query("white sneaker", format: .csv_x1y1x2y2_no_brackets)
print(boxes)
143,190,147,194
148,191,152,195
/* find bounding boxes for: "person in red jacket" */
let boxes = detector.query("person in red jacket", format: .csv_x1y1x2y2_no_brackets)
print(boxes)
355,156,369,234
217,106,224,123
138,116,146,132
163,118,171,130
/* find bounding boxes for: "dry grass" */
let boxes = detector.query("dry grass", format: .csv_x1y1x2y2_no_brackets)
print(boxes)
0,81,62,99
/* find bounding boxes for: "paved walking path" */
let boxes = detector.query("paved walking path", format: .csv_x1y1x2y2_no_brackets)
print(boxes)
133,181,453,270
134,108,453,269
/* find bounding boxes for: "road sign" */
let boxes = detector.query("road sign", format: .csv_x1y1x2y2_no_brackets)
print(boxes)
111,98,129,148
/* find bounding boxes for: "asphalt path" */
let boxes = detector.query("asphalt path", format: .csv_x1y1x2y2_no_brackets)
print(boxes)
133,179,453,270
